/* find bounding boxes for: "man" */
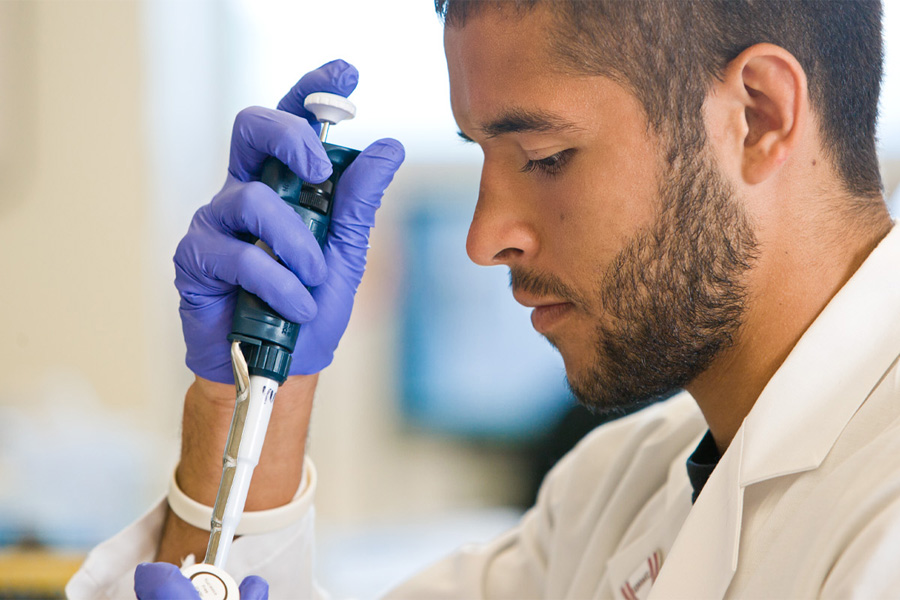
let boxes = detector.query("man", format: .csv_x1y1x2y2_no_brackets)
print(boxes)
69,0,900,598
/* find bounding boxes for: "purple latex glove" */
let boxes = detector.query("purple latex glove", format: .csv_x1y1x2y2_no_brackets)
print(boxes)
174,59,405,382
134,563,269,599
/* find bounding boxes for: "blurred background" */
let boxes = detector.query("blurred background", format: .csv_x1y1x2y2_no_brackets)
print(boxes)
1,1,899,597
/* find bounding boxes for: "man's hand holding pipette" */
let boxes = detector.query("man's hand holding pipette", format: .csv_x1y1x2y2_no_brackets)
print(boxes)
150,59,404,588
174,59,404,382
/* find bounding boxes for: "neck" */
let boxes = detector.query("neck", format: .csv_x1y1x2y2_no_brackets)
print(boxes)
686,199,892,455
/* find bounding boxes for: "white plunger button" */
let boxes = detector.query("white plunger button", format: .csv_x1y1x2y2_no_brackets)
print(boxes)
304,92,356,124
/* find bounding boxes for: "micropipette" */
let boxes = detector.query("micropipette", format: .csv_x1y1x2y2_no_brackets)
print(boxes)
184,92,359,600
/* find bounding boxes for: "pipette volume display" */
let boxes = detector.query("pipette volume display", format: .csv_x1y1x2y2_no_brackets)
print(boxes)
190,92,360,592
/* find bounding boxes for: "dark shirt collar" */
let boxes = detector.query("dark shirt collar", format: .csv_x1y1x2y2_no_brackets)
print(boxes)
686,430,721,503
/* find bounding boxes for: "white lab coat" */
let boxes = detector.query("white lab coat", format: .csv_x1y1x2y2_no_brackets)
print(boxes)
69,224,900,599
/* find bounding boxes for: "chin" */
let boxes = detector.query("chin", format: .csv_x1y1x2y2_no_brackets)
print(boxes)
563,357,678,419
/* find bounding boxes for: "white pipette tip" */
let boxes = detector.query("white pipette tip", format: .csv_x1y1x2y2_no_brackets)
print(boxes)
304,92,356,125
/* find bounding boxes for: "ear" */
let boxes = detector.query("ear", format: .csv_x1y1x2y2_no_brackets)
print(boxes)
706,43,809,185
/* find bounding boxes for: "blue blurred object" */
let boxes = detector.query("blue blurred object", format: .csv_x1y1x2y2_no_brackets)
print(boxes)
0,369,166,549
400,201,575,441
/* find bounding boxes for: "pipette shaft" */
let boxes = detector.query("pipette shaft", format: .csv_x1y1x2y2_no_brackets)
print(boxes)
205,356,279,568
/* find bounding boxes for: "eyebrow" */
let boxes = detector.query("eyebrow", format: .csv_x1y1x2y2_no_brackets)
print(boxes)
459,108,583,141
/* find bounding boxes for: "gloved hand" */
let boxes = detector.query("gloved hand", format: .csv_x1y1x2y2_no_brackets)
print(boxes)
174,59,405,383
134,563,269,599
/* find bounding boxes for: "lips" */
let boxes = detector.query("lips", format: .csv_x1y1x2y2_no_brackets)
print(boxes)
513,290,574,334
530,302,574,333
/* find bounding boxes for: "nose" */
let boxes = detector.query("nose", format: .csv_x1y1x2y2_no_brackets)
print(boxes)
465,166,539,267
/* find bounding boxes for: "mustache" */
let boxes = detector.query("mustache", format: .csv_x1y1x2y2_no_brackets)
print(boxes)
509,267,584,306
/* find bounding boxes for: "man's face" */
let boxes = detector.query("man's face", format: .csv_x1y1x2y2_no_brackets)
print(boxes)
444,7,757,414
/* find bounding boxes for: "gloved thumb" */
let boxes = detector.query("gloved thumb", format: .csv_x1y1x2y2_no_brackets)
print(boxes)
134,563,201,600
239,575,270,599
328,138,405,256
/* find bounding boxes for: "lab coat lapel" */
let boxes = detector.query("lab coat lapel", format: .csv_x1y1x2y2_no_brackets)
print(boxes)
647,428,745,600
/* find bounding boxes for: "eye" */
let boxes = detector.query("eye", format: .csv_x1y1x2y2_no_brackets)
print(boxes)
520,149,576,177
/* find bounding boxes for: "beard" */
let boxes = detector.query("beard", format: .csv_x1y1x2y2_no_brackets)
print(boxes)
512,149,758,417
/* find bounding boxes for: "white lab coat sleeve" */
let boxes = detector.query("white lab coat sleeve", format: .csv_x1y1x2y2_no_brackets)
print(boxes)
819,492,900,599
66,487,325,599
384,394,701,600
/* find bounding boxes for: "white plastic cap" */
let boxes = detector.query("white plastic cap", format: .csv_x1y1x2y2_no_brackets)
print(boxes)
304,92,356,125
182,563,240,600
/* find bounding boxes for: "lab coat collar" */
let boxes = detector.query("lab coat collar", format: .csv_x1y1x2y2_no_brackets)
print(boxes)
740,224,900,486
649,224,900,599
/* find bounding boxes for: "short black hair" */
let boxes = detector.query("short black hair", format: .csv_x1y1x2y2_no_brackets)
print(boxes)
436,0,884,199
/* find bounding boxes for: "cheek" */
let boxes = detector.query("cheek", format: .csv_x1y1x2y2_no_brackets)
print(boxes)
545,149,659,275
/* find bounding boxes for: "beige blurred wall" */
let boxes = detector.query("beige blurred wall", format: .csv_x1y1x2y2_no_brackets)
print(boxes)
0,1,151,412
882,159,900,202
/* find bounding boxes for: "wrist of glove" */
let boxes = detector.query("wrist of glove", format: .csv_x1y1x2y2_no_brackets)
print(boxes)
173,59,404,383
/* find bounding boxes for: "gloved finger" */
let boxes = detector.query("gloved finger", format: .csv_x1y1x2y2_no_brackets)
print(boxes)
229,106,332,184
134,563,201,600
239,575,270,600
210,180,328,286
201,234,318,324
276,59,359,123
177,284,234,383
328,138,405,258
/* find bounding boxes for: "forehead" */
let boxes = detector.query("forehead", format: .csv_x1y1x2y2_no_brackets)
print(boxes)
442,7,647,143
443,8,566,128
443,6,555,75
